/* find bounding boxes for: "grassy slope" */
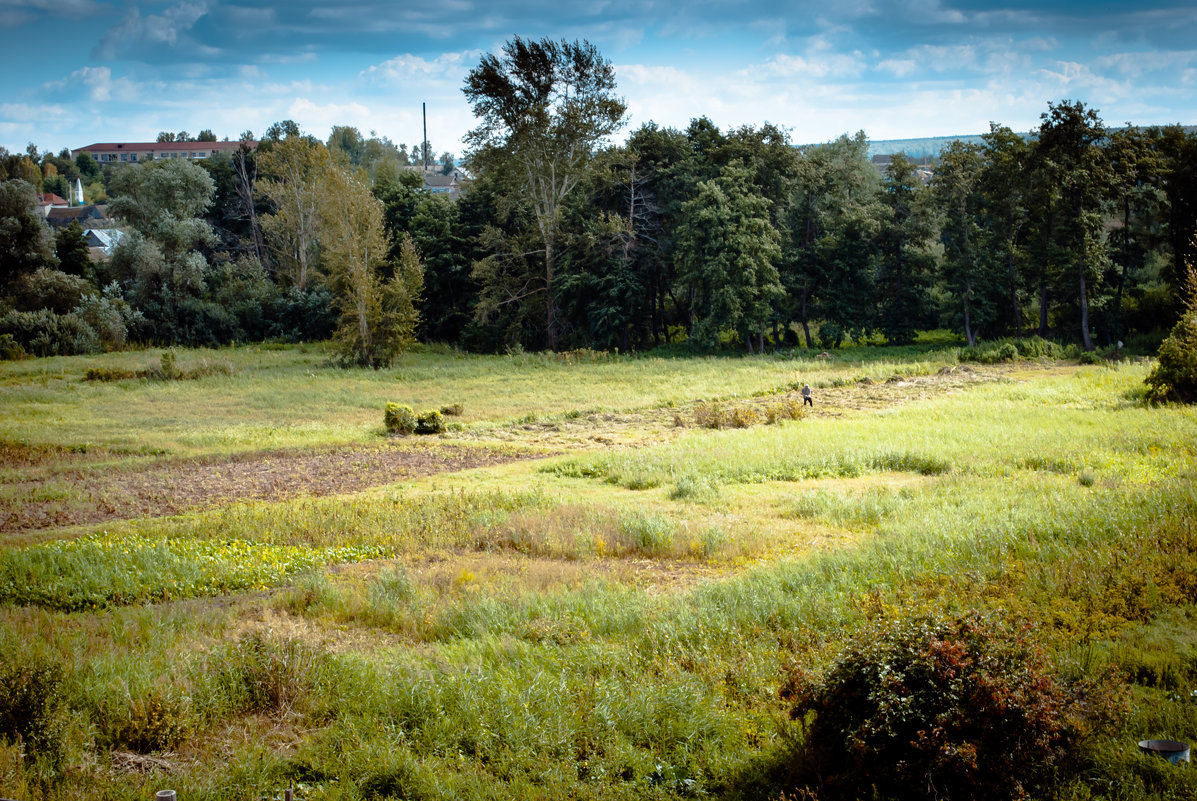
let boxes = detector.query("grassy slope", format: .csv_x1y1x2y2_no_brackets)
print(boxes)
2,346,1196,800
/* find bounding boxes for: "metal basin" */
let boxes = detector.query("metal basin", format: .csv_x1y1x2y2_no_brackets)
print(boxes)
1138,739,1190,764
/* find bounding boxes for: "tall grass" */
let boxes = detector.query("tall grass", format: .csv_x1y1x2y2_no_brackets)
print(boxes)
3,357,1197,799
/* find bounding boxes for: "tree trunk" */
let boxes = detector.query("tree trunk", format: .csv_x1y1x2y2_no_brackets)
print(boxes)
545,237,557,351
1038,278,1049,338
1008,248,1020,336
800,275,813,348
1079,266,1093,351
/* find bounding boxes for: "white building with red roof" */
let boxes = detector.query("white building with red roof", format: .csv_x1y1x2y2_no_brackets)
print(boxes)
71,140,255,165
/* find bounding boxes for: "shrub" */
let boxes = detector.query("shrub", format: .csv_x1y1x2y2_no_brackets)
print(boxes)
730,406,760,428
384,403,417,434
0,308,100,356
782,613,1106,801
0,333,26,360
439,403,464,416
818,321,845,349
213,634,323,716
1145,306,1197,403
0,654,67,766
415,409,446,434
766,399,805,423
694,402,728,429
98,683,191,753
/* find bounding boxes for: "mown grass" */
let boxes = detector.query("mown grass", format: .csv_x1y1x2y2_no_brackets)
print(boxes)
2,348,1196,800
0,341,958,462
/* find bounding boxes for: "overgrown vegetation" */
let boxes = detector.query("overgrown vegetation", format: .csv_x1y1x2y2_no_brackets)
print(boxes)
2,347,1196,800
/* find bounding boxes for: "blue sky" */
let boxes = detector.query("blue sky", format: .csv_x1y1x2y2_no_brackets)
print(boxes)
1,1,1194,158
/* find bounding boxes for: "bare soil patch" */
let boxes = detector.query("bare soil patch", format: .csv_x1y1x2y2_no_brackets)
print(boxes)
0,443,544,535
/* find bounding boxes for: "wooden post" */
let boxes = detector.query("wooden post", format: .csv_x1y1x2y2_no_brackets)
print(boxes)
156,792,177,801
284,786,294,801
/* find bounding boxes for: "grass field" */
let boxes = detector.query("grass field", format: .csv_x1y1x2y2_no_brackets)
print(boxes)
2,342,1196,800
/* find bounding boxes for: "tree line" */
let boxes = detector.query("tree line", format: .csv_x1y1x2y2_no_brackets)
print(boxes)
3,37,1196,363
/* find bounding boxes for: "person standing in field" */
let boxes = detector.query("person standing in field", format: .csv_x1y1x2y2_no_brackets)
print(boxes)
802,384,813,407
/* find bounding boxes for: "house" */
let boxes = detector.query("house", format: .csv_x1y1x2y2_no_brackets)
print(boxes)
71,140,256,165
46,204,112,229
83,228,123,258
423,171,469,198
402,166,470,199
35,192,70,218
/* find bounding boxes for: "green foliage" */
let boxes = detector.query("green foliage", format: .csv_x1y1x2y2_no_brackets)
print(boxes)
212,633,328,715
0,178,57,284
439,403,464,416
0,332,26,360
0,532,374,611
384,403,417,434
818,321,845,349
0,652,67,766
464,36,627,350
783,613,1107,801
0,308,101,356
97,682,191,753
1145,306,1197,403
415,409,446,434
675,164,783,350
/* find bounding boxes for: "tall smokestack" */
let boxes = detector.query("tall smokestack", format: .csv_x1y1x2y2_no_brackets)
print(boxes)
423,102,428,172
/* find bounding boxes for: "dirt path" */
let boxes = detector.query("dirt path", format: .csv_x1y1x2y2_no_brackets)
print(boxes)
1,364,1011,536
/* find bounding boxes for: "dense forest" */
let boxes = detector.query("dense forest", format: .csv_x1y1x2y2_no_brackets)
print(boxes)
2,39,1196,363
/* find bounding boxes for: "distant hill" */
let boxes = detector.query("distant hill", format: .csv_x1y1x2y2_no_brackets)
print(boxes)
866,134,1004,159
862,124,1196,159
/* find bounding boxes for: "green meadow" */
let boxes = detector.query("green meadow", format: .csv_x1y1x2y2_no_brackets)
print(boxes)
2,342,1196,800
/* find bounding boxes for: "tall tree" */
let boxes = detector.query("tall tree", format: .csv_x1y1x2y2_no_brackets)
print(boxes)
104,159,220,343
320,165,422,367
1033,100,1110,351
978,124,1030,335
877,153,936,345
934,141,989,346
257,135,330,290
802,133,883,346
463,36,627,350
0,179,57,288
675,164,783,352
1105,126,1168,342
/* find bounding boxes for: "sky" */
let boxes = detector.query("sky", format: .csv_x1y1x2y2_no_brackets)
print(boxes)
1,0,1195,159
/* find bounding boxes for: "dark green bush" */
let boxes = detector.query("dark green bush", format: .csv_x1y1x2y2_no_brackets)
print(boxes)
0,308,100,356
1145,306,1197,403
0,653,67,766
818,321,845,349
0,332,26,360
415,409,446,434
385,403,417,434
782,613,1113,801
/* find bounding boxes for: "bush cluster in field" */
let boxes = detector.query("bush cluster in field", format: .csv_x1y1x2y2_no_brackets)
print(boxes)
384,402,454,434
690,398,805,429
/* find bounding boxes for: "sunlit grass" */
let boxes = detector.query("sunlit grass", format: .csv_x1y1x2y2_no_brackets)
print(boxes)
3,350,1197,799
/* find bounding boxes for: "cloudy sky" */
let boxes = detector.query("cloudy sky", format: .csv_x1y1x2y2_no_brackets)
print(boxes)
1,1,1195,158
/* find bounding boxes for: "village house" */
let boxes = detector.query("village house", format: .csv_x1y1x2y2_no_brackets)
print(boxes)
70,140,255,165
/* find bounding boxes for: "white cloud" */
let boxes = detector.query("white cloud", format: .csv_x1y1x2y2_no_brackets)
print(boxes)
362,52,477,86
95,1,212,59
45,65,139,102
1095,50,1197,77
758,51,867,79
